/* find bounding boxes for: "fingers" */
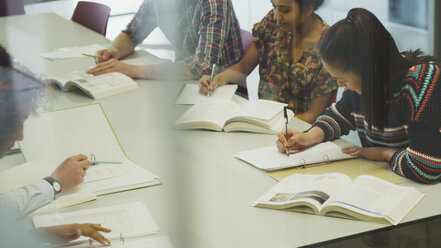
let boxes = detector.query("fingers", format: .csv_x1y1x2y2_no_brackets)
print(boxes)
80,224,112,245
87,59,117,75
276,131,289,147
276,139,287,153
341,147,361,156
199,75,210,95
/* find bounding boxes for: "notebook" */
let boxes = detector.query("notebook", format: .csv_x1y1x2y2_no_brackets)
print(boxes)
176,99,294,134
235,142,355,171
175,83,238,105
33,202,160,245
19,104,160,196
0,158,96,215
40,43,107,60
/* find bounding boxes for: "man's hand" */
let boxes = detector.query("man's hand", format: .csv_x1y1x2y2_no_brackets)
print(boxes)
51,154,90,193
95,48,120,63
87,59,140,78
36,223,111,245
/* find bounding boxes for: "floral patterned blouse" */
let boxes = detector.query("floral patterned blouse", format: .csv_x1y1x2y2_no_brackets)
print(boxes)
252,10,338,114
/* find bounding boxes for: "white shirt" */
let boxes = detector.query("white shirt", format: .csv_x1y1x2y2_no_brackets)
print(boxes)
0,179,54,217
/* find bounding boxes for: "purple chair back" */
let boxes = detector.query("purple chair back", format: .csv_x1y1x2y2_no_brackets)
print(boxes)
71,1,111,36
236,29,253,99
0,0,25,17
240,29,253,51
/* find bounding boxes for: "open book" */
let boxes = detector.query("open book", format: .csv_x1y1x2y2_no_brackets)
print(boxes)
176,99,294,134
33,202,159,245
175,83,238,105
0,158,96,215
48,71,138,99
19,104,160,196
253,173,424,225
235,142,355,171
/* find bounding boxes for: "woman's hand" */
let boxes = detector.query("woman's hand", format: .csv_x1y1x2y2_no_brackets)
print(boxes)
199,74,228,95
36,223,111,245
341,147,398,161
276,129,311,153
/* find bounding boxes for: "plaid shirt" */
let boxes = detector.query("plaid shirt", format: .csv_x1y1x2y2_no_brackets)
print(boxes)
123,0,244,78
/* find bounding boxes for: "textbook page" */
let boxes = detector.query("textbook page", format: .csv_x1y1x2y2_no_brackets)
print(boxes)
175,84,238,105
40,44,107,60
20,104,126,165
323,175,424,225
228,99,285,121
82,160,158,195
49,71,138,99
253,173,352,212
72,236,173,248
235,142,354,171
176,100,240,131
33,202,160,242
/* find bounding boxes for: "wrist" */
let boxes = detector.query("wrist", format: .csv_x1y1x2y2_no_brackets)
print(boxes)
43,176,63,197
383,148,398,161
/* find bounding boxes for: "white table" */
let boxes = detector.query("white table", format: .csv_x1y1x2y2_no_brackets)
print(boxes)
1,13,441,248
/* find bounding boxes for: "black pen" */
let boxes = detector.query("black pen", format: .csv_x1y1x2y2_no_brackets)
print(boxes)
284,106,289,157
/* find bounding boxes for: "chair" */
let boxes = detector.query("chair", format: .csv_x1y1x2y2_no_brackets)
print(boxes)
235,29,253,99
240,29,253,51
0,0,25,17
71,1,111,36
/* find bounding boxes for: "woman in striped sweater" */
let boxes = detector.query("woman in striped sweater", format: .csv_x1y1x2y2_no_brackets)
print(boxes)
276,8,441,184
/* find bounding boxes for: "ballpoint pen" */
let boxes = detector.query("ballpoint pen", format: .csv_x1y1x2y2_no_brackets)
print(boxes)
89,160,122,165
208,64,217,96
283,106,289,157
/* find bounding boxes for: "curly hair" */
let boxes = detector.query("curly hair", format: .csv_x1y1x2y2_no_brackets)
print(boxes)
0,45,46,156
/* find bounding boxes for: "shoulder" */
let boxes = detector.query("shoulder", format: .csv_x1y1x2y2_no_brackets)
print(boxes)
403,63,440,92
253,10,277,34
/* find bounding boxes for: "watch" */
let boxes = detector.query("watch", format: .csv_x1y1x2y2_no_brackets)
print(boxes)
43,177,62,197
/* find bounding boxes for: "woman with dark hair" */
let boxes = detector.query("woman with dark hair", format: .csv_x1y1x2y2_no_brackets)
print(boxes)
276,8,441,184
0,45,112,245
200,0,338,123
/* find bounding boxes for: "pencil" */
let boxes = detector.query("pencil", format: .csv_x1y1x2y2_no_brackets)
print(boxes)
82,53,104,60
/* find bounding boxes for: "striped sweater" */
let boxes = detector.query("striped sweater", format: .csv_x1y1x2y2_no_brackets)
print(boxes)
312,63,441,183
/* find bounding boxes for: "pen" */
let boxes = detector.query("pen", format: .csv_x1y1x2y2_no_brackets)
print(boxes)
82,53,104,60
208,64,217,96
90,160,122,165
283,106,289,157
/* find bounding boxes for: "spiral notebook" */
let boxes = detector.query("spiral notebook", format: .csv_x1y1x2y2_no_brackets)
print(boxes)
18,104,160,196
235,142,355,171
33,202,159,245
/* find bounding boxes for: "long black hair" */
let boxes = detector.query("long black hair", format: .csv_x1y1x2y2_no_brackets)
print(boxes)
320,8,439,130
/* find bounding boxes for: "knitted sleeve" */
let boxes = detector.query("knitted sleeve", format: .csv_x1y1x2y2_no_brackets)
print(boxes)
389,63,441,183
311,89,357,141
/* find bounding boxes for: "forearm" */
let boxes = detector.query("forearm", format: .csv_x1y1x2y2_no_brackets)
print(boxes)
137,61,194,80
304,127,325,146
110,33,136,59
0,180,54,218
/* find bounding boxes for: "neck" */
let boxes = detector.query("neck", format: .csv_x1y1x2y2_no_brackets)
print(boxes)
294,14,317,40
